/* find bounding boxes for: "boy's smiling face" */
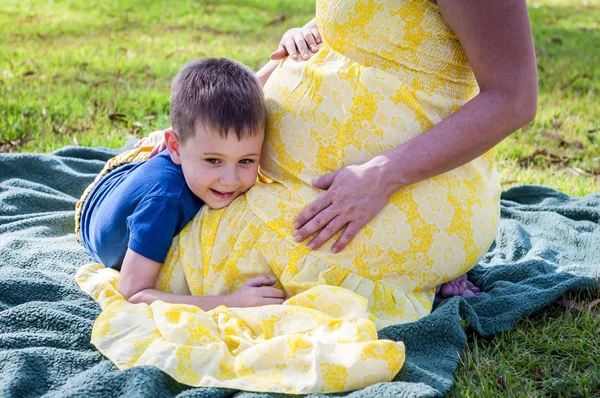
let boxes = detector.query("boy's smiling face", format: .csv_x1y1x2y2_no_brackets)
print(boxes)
166,126,264,209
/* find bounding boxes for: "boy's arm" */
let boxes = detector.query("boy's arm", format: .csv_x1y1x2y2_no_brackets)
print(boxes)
255,60,280,88
257,18,321,87
118,248,233,310
118,249,287,310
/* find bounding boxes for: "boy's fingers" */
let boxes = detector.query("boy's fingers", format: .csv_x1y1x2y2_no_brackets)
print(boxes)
260,286,287,299
294,34,310,60
149,142,165,158
303,31,318,53
246,275,276,287
311,28,322,44
270,45,287,60
260,297,285,306
283,38,298,60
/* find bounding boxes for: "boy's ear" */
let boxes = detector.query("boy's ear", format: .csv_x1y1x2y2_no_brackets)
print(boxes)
164,129,182,165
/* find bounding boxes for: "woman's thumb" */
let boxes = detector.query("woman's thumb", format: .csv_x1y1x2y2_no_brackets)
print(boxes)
312,169,339,190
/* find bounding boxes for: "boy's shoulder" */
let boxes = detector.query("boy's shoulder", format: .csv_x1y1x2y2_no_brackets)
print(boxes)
130,151,189,200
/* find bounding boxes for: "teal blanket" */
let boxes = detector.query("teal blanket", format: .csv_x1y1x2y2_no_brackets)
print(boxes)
1,147,598,397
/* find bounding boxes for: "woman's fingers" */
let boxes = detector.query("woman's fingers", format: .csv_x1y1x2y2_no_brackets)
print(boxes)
293,192,332,231
294,205,337,244
307,215,346,250
331,222,362,253
311,169,339,190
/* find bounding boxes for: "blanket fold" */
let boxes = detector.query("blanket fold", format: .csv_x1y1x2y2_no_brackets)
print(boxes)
1,147,598,397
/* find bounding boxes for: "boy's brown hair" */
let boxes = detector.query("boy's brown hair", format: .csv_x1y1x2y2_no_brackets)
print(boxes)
170,58,267,143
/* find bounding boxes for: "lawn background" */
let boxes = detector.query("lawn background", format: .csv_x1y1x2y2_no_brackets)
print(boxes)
1,0,599,396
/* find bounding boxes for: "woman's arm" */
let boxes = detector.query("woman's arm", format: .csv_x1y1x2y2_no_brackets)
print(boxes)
293,0,537,252
380,0,537,189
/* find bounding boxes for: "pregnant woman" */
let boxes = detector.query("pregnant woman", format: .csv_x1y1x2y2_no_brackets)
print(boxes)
77,0,537,393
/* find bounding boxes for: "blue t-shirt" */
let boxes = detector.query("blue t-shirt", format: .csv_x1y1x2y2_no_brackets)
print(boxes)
79,151,204,269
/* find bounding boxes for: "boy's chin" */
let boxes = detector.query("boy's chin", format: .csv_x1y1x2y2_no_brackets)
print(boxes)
204,199,232,210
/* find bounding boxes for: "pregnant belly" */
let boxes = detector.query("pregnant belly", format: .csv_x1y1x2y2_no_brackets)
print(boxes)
260,46,436,188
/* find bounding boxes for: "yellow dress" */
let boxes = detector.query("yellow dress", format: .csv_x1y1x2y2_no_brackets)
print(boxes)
76,0,501,393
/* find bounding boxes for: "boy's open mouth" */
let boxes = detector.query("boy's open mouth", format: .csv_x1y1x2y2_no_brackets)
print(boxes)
210,189,235,199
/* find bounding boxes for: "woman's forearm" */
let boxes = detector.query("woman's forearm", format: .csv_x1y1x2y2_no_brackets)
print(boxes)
128,288,231,311
379,87,537,193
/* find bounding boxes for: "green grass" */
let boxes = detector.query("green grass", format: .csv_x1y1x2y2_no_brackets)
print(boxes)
1,0,599,396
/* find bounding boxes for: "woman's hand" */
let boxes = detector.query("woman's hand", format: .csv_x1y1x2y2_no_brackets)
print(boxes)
270,25,322,61
134,128,169,158
293,157,396,253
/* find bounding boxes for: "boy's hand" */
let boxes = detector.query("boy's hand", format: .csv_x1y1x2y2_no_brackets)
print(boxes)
228,276,286,307
271,26,322,61
134,128,168,158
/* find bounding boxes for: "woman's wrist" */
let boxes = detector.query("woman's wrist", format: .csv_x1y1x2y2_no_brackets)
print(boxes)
369,153,409,198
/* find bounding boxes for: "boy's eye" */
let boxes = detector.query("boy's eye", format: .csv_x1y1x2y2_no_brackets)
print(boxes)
206,159,220,164
239,159,254,165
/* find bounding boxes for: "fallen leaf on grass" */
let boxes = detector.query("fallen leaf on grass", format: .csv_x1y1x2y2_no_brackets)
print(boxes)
556,298,600,313
588,298,600,310
164,25,186,33
91,80,109,87
76,77,109,87
198,25,228,36
0,137,34,152
542,132,563,142
561,73,591,90
518,149,569,167
108,113,127,122
542,132,585,150
556,299,587,312
566,166,591,176
265,15,287,27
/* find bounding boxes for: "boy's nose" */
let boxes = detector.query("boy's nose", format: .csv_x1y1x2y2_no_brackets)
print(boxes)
220,168,239,186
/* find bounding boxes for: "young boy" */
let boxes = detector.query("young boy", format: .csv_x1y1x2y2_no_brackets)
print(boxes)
76,58,286,309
